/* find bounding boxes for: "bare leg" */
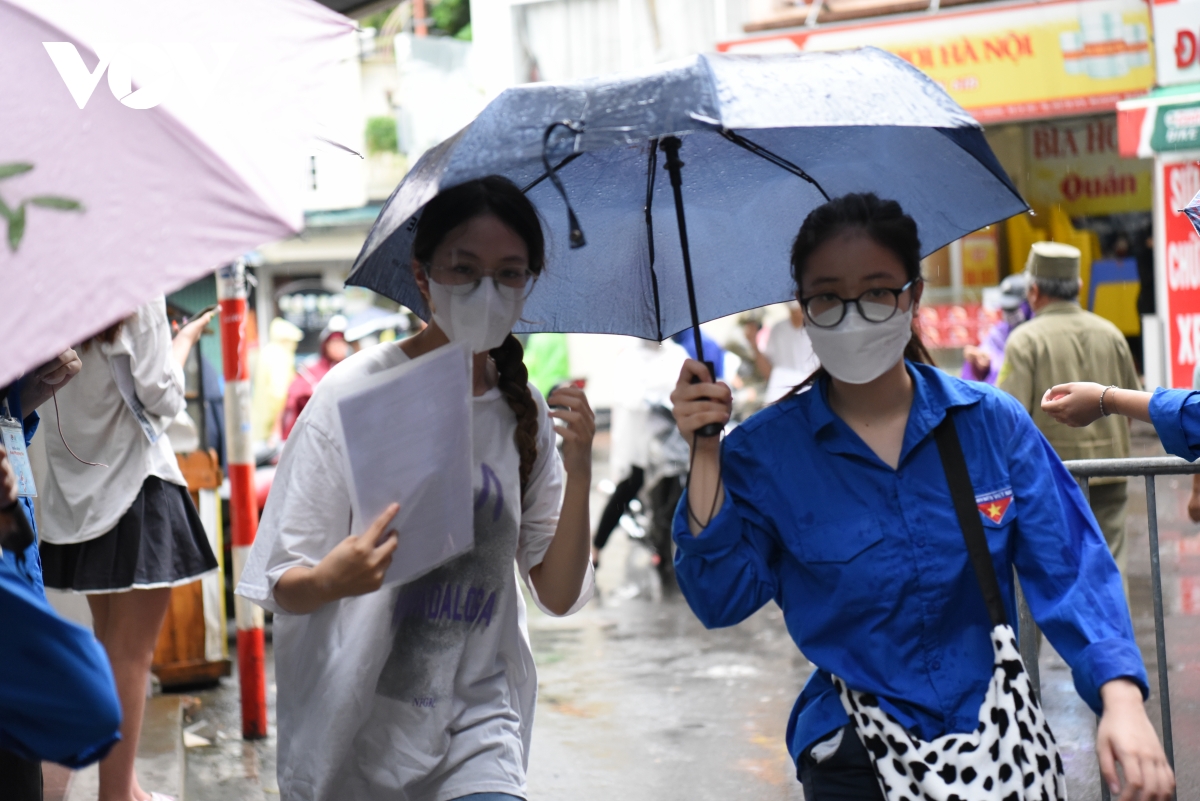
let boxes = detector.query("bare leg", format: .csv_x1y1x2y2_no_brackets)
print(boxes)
89,588,170,801
88,593,111,641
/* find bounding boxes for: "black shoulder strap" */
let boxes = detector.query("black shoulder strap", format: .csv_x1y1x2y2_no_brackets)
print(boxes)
932,414,1007,628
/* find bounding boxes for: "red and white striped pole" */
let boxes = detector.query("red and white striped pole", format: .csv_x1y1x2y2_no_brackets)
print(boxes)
217,260,268,740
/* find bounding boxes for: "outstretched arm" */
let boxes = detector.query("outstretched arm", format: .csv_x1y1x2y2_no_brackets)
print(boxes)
1041,382,1152,426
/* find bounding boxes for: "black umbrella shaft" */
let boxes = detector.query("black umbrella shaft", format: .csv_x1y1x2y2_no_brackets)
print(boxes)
660,137,706,371
661,136,720,438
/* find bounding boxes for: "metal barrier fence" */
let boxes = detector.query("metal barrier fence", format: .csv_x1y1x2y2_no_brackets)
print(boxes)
1019,456,1200,800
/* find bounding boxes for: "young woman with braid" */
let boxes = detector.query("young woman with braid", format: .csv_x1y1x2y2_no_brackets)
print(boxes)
237,176,596,801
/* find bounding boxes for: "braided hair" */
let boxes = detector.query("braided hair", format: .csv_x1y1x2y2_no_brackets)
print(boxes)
782,193,933,399
412,176,545,499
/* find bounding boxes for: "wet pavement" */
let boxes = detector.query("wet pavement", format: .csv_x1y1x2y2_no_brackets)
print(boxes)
177,424,1199,800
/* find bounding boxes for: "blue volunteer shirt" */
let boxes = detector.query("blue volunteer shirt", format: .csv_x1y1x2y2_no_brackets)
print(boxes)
673,362,1146,761
1149,387,1200,461
0,380,122,767
2,381,43,592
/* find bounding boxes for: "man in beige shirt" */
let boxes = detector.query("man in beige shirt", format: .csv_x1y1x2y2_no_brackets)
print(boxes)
999,242,1141,577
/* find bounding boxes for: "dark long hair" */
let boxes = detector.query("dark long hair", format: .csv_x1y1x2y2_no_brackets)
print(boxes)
412,176,544,498
782,193,933,400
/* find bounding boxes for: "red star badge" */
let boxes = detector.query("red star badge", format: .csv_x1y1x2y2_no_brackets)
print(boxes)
977,496,1012,524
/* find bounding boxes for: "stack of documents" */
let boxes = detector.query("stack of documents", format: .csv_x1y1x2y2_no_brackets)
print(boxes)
335,344,475,587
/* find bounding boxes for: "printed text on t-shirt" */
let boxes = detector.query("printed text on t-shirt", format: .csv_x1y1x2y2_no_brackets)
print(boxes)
394,581,497,628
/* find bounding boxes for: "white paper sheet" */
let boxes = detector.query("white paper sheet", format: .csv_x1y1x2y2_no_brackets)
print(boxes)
334,343,474,587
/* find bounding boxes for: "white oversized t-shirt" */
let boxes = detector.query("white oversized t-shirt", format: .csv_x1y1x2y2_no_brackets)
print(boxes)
236,342,593,801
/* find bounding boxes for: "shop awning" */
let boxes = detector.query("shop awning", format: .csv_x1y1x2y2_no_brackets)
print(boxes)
1118,83,1200,158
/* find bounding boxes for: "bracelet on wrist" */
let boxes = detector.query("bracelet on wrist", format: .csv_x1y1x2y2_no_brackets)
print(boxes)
1099,385,1117,417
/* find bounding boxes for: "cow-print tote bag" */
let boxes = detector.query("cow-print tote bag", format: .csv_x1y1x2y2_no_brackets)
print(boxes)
831,415,1067,801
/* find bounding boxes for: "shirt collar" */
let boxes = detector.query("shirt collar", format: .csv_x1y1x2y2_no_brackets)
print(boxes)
804,362,985,467
1034,300,1081,317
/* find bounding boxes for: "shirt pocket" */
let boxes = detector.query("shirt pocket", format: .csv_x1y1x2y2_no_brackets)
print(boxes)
974,486,1018,531
789,514,885,563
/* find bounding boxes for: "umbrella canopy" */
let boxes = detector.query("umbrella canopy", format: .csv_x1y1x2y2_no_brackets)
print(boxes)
1,0,357,388
347,47,1028,341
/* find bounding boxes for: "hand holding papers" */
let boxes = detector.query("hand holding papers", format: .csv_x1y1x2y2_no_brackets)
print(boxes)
335,344,474,587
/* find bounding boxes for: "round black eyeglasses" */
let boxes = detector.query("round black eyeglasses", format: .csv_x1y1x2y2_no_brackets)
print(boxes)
800,279,920,329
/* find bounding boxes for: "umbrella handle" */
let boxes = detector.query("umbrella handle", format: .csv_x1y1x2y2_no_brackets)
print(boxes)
661,137,721,439
690,361,723,438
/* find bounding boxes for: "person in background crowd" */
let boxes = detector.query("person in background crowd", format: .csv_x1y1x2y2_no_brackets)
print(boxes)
671,193,1171,801
999,242,1141,584
671,328,725,380
764,300,820,381
722,310,771,413
523,332,571,398
592,338,688,567
38,300,218,801
281,314,350,440
0,351,120,800
961,272,1029,385
252,317,304,444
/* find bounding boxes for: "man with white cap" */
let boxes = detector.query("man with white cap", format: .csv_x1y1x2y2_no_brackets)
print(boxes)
1000,241,1141,580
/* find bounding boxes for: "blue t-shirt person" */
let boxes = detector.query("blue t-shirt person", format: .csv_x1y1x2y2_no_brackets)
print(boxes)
1,381,121,768
674,363,1145,760
671,329,725,380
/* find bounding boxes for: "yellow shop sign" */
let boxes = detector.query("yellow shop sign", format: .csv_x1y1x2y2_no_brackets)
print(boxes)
720,0,1156,123
1026,116,1153,215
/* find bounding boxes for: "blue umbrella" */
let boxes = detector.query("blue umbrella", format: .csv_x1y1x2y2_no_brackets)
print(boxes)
1186,189,1200,238
348,46,1026,348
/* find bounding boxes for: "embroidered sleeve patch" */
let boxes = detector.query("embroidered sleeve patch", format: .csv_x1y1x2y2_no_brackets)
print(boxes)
975,487,1014,524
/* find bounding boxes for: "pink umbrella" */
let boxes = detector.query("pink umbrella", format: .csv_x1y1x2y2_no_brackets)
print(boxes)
0,0,358,387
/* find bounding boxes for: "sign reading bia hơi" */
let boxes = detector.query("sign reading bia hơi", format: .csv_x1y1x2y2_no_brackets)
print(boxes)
1026,116,1153,215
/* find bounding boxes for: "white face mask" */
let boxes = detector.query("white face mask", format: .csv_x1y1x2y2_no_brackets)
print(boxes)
428,278,525,354
805,305,913,385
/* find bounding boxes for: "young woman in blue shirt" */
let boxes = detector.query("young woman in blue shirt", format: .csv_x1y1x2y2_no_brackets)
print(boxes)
670,194,1173,801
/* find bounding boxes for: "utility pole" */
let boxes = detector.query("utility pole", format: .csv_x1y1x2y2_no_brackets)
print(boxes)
217,260,267,740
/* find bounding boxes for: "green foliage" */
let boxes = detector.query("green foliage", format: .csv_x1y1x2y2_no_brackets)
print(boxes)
6,205,24,253
0,163,84,252
365,116,399,155
28,196,82,211
431,0,470,38
454,22,472,41
0,163,33,181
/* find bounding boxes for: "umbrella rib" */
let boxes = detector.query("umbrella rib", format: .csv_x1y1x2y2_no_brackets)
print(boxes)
645,139,663,341
521,152,584,194
718,129,830,201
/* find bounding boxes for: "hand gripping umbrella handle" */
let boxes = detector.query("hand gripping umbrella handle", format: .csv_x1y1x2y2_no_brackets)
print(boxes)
661,136,721,438
689,362,723,439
